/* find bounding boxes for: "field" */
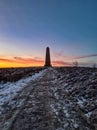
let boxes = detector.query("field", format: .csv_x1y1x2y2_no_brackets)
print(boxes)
0,67,97,130
0,67,44,83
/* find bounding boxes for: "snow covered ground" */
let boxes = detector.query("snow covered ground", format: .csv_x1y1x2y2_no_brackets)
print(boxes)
0,67,97,130
0,69,46,115
55,67,97,129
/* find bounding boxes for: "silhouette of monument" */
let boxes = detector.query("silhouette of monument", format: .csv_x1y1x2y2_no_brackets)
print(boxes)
44,47,52,67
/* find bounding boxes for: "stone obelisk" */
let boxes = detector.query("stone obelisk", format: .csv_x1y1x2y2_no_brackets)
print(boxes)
44,47,52,67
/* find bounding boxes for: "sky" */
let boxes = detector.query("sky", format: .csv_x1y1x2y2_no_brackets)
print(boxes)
0,0,97,67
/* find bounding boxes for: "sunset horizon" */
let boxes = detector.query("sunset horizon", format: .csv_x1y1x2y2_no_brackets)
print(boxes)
0,51,97,68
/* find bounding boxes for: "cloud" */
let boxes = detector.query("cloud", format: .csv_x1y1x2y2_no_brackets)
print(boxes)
14,57,23,60
52,61,72,66
54,51,97,60
72,54,97,59
13,57,44,64
33,57,43,60
53,51,76,60
13,57,72,66
0,58,14,62
0,56,44,64
53,51,64,58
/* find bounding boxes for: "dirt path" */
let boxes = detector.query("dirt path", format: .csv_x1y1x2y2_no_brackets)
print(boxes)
1,68,94,130
11,68,57,130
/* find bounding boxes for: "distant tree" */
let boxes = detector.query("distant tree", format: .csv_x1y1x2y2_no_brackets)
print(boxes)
93,63,96,68
73,61,78,67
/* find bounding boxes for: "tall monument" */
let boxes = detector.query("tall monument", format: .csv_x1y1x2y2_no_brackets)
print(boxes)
44,47,52,67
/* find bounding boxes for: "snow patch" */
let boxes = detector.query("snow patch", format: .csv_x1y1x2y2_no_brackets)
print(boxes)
0,69,46,115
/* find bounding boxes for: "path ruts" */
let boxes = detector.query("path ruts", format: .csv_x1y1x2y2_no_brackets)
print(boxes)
2,68,95,130
10,68,57,130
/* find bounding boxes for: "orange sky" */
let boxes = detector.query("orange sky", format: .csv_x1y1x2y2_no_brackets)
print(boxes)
0,56,72,68
0,53,97,68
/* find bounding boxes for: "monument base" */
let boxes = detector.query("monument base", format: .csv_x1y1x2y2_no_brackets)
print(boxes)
44,64,52,67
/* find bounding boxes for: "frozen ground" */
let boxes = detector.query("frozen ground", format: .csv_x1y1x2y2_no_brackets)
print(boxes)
0,67,97,130
0,69,46,115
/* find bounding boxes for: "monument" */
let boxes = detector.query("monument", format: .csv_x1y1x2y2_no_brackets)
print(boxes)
44,47,52,67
